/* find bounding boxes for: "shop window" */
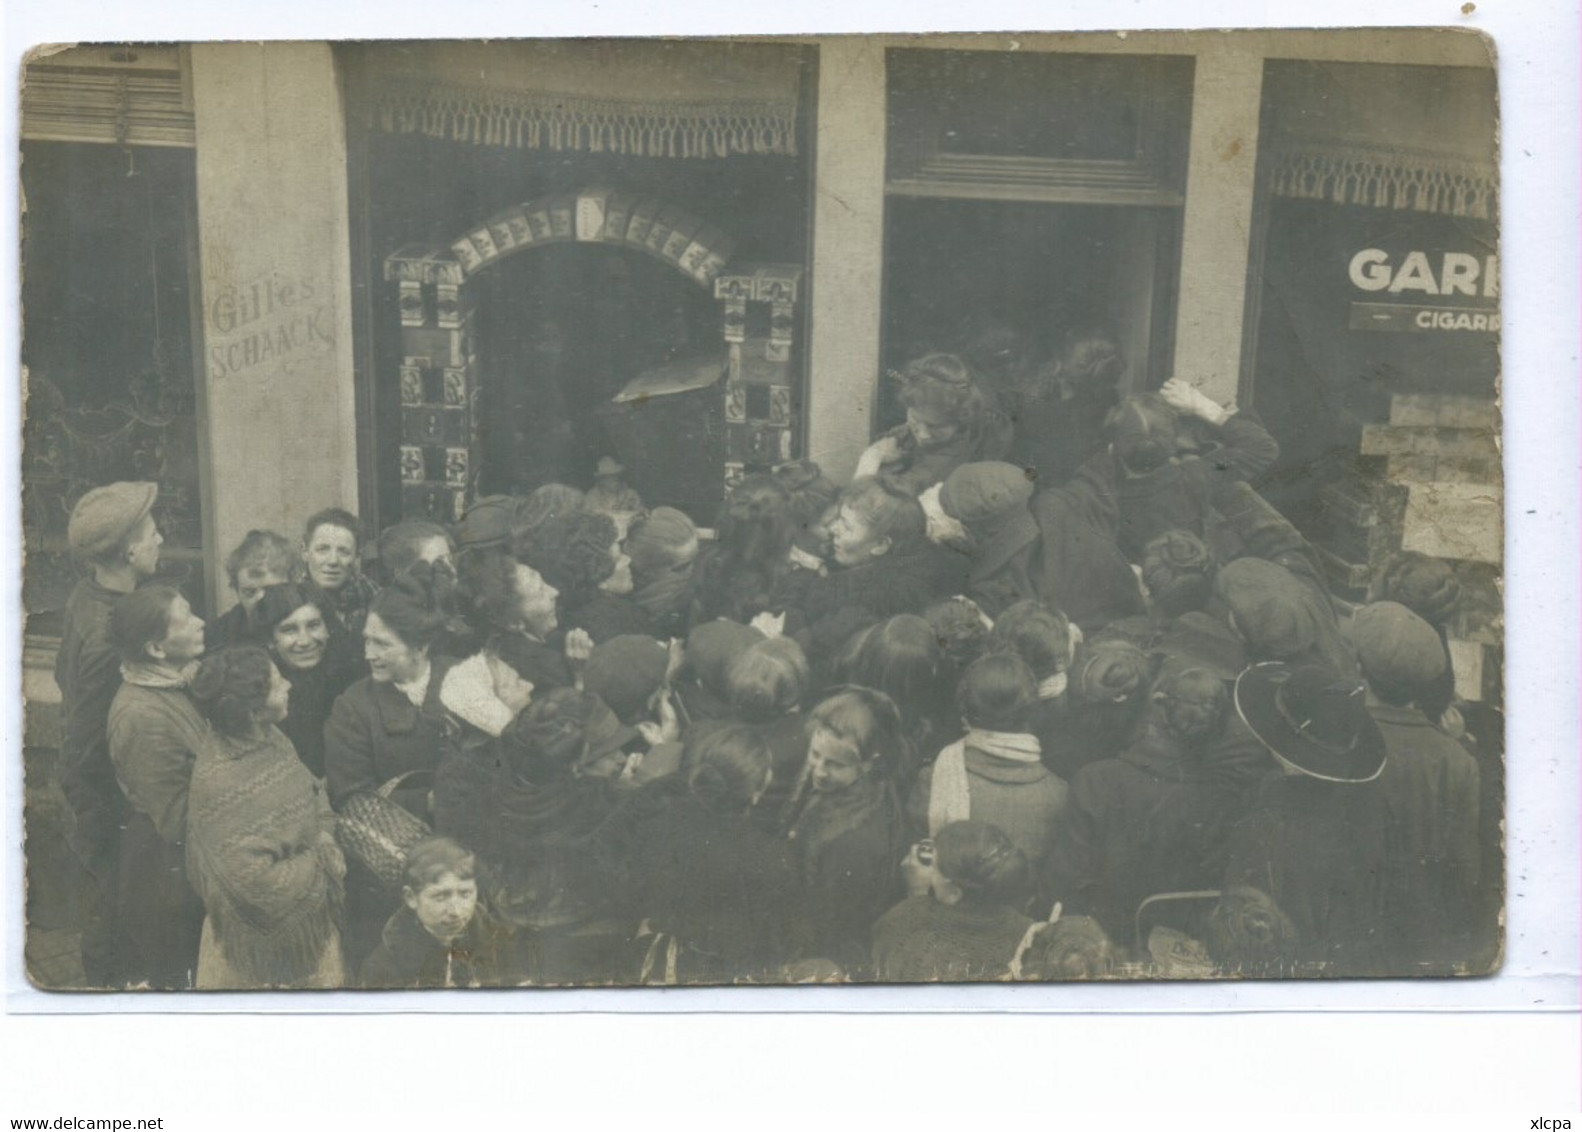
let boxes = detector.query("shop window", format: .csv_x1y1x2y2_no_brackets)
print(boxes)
1244,60,1499,600
880,49,1192,456
21,138,205,620
887,49,1192,204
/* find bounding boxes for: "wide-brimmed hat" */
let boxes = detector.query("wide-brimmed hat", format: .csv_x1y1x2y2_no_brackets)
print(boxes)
595,456,625,478
1234,661,1385,783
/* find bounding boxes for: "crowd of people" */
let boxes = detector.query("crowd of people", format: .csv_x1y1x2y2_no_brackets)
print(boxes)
49,344,1501,989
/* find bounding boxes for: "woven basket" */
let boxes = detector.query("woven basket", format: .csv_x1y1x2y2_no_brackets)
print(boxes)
335,771,434,889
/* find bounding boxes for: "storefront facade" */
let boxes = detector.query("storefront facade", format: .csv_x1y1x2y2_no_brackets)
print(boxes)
21,32,1498,715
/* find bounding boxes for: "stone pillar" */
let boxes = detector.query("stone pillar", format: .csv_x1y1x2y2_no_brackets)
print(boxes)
1171,44,1266,406
190,43,358,610
805,39,887,483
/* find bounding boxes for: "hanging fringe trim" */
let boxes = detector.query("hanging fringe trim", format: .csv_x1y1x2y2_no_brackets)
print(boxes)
1269,145,1497,220
375,83,798,159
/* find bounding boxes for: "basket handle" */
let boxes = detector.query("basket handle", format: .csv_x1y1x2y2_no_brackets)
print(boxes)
374,769,435,800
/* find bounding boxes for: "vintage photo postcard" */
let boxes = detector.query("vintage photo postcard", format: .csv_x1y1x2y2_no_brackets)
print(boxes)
19,29,1502,992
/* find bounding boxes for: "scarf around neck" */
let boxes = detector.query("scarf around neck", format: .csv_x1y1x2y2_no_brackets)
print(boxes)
120,659,199,689
927,729,1043,836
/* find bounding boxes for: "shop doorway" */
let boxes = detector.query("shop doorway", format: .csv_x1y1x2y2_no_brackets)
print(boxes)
471,240,721,497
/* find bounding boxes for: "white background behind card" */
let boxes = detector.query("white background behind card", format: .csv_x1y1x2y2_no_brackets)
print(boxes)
0,0,1577,1118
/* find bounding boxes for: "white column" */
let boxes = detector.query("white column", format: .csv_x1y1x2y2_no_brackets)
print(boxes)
805,39,888,483
190,43,359,610
1171,45,1266,405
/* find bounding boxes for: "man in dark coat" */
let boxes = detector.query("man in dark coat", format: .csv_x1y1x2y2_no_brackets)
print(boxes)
1222,661,1391,976
1349,602,1485,972
1052,668,1249,947
1070,382,1280,565
54,481,164,985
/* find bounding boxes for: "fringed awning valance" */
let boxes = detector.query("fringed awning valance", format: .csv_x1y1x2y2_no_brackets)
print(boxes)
1268,144,1497,220
1262,61,1497,220
365,40,803,159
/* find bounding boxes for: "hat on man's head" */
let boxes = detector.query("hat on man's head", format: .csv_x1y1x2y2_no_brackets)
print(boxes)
938,462,1035,525
1234,661,1385,783
453,495,518,550
1347,601,1446,692
1215,558,1319,663
583,635,670,725
68,481,158,560
595,456,625,478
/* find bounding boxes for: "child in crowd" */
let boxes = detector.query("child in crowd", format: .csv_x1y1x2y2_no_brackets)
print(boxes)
872,820,1034,982
725,635,813,828
784,688,910,970
833,614,959,787
909,651,1067,877
207,529,302,651
361,838,519,989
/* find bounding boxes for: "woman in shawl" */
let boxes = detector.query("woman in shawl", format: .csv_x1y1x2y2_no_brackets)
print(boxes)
186,646,345,989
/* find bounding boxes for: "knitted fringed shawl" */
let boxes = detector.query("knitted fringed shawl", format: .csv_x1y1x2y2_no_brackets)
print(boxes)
186,727,344,988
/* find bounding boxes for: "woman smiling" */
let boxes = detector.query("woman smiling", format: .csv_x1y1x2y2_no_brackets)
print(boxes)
248,582,365,779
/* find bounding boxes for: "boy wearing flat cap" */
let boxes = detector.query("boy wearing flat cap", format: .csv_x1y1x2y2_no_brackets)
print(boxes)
54,481,164,984
1350,602,1485,971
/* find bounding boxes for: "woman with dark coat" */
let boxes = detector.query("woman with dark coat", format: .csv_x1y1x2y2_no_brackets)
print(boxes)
687,474,805,629
205,529,301,653
247,582,364,779
597,724,813,983
521,511,655,645
480,689,634,984
1052,667,1249,947
798,476,969,644
783,689,910,972
323,566,457,970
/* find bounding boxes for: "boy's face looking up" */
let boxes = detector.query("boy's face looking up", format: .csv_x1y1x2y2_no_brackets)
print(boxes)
404,870,478,944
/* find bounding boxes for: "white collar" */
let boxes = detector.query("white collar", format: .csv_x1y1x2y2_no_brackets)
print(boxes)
394,661,433,709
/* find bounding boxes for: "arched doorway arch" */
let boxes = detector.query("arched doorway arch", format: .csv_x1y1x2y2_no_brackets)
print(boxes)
384,187,802,524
